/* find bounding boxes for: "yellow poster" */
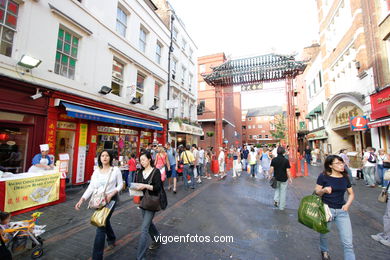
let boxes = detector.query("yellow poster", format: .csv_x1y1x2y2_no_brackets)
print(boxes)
79,123,88,146
4,173,60,212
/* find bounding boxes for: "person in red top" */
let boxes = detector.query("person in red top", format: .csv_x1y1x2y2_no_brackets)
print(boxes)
128,153,137,186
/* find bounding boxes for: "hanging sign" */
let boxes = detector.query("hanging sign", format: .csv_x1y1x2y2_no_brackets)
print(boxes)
350,116,369,131
76,124,88,183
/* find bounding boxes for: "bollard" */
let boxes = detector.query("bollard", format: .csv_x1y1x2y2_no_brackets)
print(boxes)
304,161,309,176
211,159,219,174
296,158,302,177
290,162,296,178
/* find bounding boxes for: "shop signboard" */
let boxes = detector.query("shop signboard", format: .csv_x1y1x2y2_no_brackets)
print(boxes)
4,172,60,212
350,116,369,131
168,122,204,136
370,87,390,120
307,129,327,140
76,124,88,183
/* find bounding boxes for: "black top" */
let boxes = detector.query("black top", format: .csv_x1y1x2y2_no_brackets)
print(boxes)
316,173,351,209
304,148,311,156
270,155,290,182
136,168,162,197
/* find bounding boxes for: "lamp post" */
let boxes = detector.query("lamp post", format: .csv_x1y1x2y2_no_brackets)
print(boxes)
166,11,175,144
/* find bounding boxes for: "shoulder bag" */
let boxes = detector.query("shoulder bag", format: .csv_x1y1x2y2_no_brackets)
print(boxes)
140,169,161,211
269,177,277,189
88,167,113,209
298,193,330,234
378,183,390,203
90,200,116,227
384,168,390,181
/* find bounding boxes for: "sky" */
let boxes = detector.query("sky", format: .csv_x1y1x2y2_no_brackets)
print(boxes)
168,0,320,109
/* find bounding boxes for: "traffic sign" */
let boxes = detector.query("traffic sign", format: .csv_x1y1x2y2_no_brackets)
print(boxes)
350,116,368,131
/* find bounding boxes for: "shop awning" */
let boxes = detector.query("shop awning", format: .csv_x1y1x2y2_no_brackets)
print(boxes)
61,102,163,131
368,117,390,128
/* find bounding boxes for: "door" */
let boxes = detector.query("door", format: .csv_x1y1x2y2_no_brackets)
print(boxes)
55,130,75,182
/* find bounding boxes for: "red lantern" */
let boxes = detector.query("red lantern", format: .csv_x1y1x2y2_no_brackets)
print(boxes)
0,133,9,141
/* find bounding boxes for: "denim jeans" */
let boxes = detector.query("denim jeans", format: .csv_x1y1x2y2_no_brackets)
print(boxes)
320,208,355,260
377,164,385,187
92,198,117,260
242,159,248,171
375,197,390,241
136,209,160,260
122,170,129,186
273,181,287,210
364,166,376,186
127,171,136,186
250,164,256,177
198,163,204,177
183,164,195,189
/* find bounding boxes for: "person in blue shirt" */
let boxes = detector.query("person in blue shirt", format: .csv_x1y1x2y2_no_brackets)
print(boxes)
28,144,54,173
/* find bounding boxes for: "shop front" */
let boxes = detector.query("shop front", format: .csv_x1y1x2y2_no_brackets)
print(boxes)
368,86,390,153
0,76,49,174
46,94,167,185
306,128,328,162
168,122,204,148
324,93,368,157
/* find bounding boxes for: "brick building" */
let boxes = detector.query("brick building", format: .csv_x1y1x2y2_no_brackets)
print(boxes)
242,106,283,145
197,53,242,149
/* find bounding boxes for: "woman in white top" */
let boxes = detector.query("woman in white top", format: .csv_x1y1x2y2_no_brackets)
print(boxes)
74,150,123,260
377,149,390,188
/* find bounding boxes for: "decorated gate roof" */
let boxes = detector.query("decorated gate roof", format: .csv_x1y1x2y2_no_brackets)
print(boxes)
202,53,306,86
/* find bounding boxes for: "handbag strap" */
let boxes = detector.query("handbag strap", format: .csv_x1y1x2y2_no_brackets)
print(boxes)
147,168,156,185
102,167,113,194
184,151,191,164
385,182,390,192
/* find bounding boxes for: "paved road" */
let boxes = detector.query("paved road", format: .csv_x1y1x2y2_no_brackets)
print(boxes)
12,164,389,260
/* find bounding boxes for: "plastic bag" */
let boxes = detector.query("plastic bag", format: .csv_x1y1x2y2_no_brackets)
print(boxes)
298,194,329,234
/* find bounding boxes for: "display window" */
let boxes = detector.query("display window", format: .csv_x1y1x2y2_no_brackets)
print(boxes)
96,126,138,161
0,125,29,173
140,131,152,150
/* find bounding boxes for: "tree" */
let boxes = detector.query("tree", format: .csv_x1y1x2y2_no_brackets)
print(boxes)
270,114,287,140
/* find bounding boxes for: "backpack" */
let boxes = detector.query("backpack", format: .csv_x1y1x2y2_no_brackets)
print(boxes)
368,152,376,163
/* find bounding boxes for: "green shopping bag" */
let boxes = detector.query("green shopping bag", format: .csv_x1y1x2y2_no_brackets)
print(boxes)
298,194,329,234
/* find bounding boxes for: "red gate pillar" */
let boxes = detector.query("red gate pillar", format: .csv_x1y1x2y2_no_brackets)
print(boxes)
286,77,298,178
215,85,223,148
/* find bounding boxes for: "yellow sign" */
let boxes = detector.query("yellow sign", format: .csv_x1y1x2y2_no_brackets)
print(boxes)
79,124,88,146
4,173,60,212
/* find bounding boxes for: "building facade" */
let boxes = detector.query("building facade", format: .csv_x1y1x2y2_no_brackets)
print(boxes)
197,53,242,149
0,0,182,184
316,0,378,156
242,106,283,145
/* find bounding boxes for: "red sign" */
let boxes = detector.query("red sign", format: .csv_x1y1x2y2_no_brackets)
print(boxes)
370,87,390,120
350,116,369,131
368,118,390,128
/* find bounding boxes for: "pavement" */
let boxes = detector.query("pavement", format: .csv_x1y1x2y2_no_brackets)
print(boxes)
11,162,389,260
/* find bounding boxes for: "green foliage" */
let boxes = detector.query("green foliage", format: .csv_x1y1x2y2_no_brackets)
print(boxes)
270,114,286,140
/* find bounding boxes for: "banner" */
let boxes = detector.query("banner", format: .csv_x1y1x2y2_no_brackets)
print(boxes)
4,173,60,212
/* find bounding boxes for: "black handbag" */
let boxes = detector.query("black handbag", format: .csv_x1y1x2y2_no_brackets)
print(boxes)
383,162,390,168
270,177,277,189
140,169,161,211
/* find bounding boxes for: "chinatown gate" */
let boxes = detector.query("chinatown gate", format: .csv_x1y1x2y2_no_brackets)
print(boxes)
202,54,306,177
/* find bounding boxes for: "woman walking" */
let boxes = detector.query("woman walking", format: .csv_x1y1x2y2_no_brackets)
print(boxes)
377,149,390,188
248,147,257,178
135,152,163,260
232,147,241,179
315,155,355,260
260,148,272,179
154,145,170,183
74,150,123,260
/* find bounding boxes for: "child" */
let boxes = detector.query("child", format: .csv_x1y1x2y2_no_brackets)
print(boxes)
0,211,11,230
127,153,137,186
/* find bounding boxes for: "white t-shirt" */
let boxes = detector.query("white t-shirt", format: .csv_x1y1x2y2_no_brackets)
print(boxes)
192,149,199,164
364,152,376,167
198,149,205,164
377,154,388,165
218,151,225,163
82,166,123,200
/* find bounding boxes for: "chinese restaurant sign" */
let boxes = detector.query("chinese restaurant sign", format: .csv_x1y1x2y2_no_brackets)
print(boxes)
4,173,60,212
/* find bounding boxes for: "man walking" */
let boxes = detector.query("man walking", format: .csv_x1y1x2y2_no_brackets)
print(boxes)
269,146,292,211
241,145,249,172
363,147,377,188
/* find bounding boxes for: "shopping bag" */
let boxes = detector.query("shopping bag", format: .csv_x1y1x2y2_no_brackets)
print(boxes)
298,194,329,234
90,200,115,227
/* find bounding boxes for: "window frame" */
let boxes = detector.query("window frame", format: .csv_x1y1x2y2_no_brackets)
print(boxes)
155,41,162,64
139,26,147,53
136,72,146,104
111,58,125,96
116,6,127,37
55,26,80,80
0,0,19,57
154,81,161,107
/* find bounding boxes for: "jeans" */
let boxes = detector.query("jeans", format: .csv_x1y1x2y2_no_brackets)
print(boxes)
233,159,240,177
273,181,287,210
250,164,256,177
183,164,194,189
122,170,129,186
92,198,117,260
242,159,248,171
198,163,204,177
320,208,355,260
375,197,390,241
305,154,312,165
363,166,376,186
377,164,385,187
136,209,160,260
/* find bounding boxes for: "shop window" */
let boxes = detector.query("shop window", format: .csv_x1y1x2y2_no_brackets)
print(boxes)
116,6,127,37
0,111,34,123
155,41,162,64
0,0,18,57
139,26,147,52
136,72,145,103
55,27,79,79
111,59,124,96
154,81,161,108
0,126,29,173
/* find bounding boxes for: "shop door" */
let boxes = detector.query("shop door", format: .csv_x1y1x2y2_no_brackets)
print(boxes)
56,130,75,182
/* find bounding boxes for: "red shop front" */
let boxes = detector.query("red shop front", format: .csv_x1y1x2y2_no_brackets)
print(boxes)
368,86,390,152
46,92,167,185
